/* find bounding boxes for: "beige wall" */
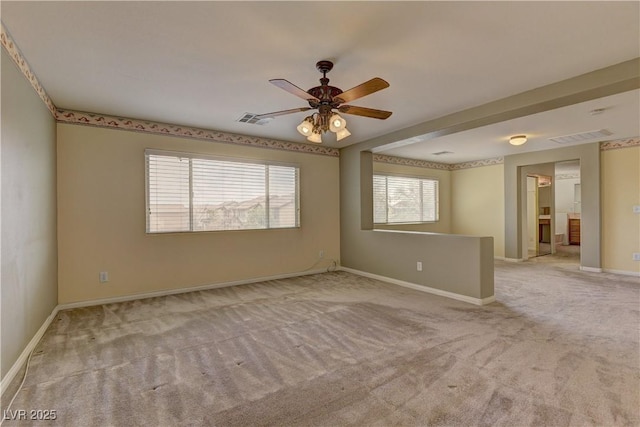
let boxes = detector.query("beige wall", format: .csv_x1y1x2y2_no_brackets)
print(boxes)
57,124,340,304
340,150,494,301
1,49,58,380
368,160,508,259
505,144,601,268
451,164,505,258
372,162,451,233
601,146,640,274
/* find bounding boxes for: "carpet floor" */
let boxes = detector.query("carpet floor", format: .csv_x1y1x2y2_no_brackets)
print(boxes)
2,256,639,426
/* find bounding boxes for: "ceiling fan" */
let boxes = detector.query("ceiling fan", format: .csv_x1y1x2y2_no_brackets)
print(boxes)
255,60,392,143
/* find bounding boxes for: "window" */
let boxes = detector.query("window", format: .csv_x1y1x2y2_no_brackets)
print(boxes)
373,174,439,224
146,150,299,233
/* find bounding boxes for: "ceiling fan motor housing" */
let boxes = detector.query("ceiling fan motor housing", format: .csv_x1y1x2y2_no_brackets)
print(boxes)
307,86,343,108
311,59,340,133
307,60,343,108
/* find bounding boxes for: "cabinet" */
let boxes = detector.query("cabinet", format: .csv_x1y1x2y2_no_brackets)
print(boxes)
568,218,580,245
539,218,551,243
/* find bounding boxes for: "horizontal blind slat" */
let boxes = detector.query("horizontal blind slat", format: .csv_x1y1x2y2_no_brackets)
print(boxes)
373,174,439,224
147,152,299,232
147,154,190,232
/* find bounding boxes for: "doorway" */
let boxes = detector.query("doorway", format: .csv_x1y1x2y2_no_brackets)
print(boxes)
526,174,553,258
505,143,600,270
554,160,581,259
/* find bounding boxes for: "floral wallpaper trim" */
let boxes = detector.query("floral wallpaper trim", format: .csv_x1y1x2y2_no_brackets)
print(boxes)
600,137,640,151
56,109,340,157
372,154,451,170
373,154,504,171
1,22,56,116
555,173,580,180
449,157,504,170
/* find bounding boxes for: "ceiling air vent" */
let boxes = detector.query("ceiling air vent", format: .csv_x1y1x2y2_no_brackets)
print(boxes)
549,129,612,144
432,151,453,156
237,113,273,126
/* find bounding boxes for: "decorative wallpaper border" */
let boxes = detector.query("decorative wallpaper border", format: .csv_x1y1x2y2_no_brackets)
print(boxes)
373,154,505,171
556,173,580,180
600,137,640,151
449,157,504,170
372,154,451,170
1,22,56,116
56,109,340,157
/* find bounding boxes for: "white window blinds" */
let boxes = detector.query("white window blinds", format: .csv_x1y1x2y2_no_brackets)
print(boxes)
146,150,300,233
373,174,439,224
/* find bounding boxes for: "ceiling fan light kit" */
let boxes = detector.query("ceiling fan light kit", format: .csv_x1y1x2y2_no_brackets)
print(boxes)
307,131,322,144
329,113,347,132
297,110,348,142
509,135,528,146
296,117,314,136
336,128,351,141
256,60,392,144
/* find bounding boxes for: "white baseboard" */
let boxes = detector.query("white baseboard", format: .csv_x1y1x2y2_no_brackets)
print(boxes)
2,267,329,399
0,306,60,398
501,259,637,277
602,268,640,277
58,268,329,311
339,267,495,306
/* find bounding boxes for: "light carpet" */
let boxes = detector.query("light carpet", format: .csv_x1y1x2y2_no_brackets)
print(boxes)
2,256,639,426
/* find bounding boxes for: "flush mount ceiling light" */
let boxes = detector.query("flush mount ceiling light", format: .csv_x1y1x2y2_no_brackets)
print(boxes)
509,135,528,146
253,60,392,144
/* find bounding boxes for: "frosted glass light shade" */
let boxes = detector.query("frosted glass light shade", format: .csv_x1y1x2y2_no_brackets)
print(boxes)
509,135,527,146
329,114,347,132
297,117,314,136
307,132,322,143
336,128,351,141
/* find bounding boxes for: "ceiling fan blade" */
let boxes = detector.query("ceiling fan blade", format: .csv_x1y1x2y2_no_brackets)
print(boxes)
269,79,319,102
338,105,392,120
334,78,389,104
254,107,313,119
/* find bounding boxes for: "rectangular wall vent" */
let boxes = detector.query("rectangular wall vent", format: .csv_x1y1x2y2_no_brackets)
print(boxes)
237,113,273,126
549,129,612,144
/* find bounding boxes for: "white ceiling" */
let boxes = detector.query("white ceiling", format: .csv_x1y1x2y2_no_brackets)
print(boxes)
379,90,640,163
2,1,639,162
555,160,580,176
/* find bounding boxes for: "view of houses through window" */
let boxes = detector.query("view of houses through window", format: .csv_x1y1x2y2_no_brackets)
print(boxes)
146,151,299,233
373,174,439,224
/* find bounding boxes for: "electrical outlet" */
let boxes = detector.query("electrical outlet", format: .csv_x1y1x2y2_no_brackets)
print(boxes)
319,250,324,258
417,261,423,272
99,271,109,283
633,253,640,261
633,205,640,214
